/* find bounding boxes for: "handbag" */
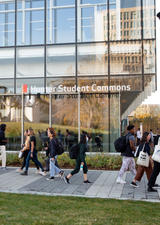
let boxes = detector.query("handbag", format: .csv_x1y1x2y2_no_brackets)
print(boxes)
18,151,24,159
152,145,160,163
137,144,149,167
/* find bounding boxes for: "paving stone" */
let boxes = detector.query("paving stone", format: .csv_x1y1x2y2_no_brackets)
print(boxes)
0,167,160,202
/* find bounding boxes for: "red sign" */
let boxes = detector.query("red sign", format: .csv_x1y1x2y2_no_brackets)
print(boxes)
22,84,28,93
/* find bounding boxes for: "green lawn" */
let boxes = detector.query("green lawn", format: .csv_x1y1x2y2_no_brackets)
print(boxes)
0,193,160,225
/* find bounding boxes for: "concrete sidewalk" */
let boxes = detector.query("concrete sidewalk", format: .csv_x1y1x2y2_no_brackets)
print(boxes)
0,167,160,202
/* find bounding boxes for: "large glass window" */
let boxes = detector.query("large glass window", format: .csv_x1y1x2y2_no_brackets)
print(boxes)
16,78,44,94
78,1,107,42
143,0,155,39
0,95,21,150
110,94,120,152
110,75,142,92
16,46,44,78
46,77,76,93
47,0,75,44
110,41,142,75
0,48,14,78
110,0,141,40
78,43,108,76
0,79,14,93
52,94,78,149
17,0,44,45
0,0,15,46
144,40,155,74
47,45,75,77
24,94,49,151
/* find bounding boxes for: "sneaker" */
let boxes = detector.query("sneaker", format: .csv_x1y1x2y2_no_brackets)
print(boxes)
84,180,92,184
16,168,23,173
54,174,61,178
148,187,157,192
46,177,54,180
35,169,41,174
39,171,46,176
1,167,7,170
21,171,28,176
59,170,64,178
64,176,70,184
130,181,139,188
116,177,126,184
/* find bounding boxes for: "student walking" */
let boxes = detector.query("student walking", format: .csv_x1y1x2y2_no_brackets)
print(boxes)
116,125,136,184
64,133,91,184
0,124,7,169
46,128,64,180
21,128,45,176
131,132,153,187
17,129,40,173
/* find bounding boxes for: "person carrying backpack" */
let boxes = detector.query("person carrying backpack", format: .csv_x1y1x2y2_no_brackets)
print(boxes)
116,125,136,184
64,133,91,184
46,128,64,180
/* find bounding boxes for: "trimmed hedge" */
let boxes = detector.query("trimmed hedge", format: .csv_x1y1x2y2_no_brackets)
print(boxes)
1,153,123,170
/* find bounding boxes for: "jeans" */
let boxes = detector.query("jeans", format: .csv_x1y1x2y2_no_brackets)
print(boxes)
21,150,39,170
50,157,61,177
25,151,44,172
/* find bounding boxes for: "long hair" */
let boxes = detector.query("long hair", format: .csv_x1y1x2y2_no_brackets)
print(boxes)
48,127,56,137
140,132,149,144
80,134,87,144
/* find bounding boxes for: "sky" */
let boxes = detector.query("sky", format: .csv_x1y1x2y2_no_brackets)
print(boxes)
143,0,160,104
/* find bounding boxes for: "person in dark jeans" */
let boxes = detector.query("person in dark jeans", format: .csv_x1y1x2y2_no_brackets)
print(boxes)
64,133,91,184
17,129,39,173
21,128,45,176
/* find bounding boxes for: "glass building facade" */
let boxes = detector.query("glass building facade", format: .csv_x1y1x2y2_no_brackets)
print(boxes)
0,0,156,152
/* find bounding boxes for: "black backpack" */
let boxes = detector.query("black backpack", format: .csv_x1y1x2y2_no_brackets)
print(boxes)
114,134,130,153
69,144,80,159
54,139,64,155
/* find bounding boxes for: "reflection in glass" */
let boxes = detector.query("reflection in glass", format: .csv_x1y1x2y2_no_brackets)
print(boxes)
16,47,44,78
110,0,141,40
0,96,21,150
144,40,155,74
0,79,14,93
110,76,142,92
0,48,14,78
143,0,155,39
47,45,75,77
78,3,107,42
47,1,75,43
46,78,76,93
16,78,44,94
80,93,109,152
17,0,44,45
52,94,78,149
24,95,49,150
0,0,15,46
110,41,142,75
78,43,108,76
110,94,120,152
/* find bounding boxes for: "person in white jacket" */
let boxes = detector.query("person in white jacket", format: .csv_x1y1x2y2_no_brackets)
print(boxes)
0,124,7,169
